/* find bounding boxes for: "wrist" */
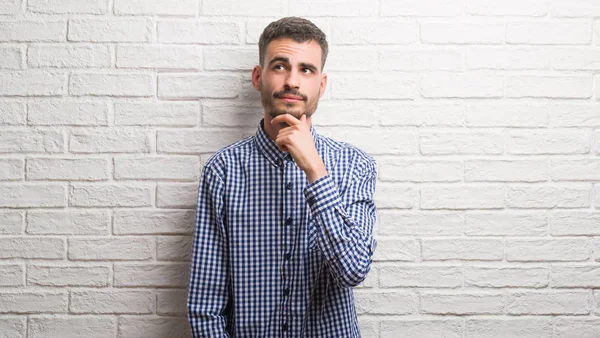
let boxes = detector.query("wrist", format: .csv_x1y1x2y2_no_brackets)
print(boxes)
306,162,327,183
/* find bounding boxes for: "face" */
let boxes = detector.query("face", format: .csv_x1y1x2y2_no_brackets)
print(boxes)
252,38,327,120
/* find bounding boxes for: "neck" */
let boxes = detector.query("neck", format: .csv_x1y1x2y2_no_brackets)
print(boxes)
263,113,312,141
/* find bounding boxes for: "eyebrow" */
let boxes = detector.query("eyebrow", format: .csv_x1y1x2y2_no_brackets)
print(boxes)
268,57,320,73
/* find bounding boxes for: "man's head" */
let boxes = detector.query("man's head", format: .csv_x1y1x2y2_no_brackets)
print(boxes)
252,17,328,121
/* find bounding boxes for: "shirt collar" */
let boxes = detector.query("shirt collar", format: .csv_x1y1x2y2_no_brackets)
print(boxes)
255,118,320,167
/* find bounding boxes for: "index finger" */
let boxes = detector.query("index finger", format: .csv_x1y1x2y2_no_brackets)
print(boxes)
271,114,301,126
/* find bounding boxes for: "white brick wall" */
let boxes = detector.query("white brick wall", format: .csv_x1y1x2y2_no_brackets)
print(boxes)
0,1,599,337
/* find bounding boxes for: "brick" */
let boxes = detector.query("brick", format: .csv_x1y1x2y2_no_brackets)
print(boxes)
506,291,590,314
27,210,109,235
0,238,64,259
308,101,373,127
357,317,378,338
355,290,417,315
332,20,418,44
552,265,600,287
422,239,503,261
68,18,151,42
357,266,377,289
118,316,191,338
114,263,189,287
506,238,590,262
114,156,199,181
0,71,66,96
507,75,592,98
378,212,463,236
28,101,108,126
0,46,21,69
549,103,600,126
157,236,193,262
68,237,154,261
332,74,416,99
157,20,239,44
465,266,549,288
203,0,283,15
28,0,107,14
0,265,23,286
156,183,198,208
421,292,504,315
0,211,23,234
373,238,418,262
326,47,376,72
507,130,590,154
29,316,116,338
552,159,600,181
378,265,462,288
321,128,418,155
467,47,551,70
203,46,256,71
0,158,22,181
158,73,240,99
28,45,110,68
114,210,195,235
0,292,67,313
382,0,462,16
596,290,600,313
465,160,548,182
70,73,154,97
551,0,600,17
27,158,109,181
117,45,201,69
0,101,25,125
597,130,600,155
27,265,110,287
596,75,600,100
465,103,548,127
380,103,464,126
554,318,600,338
379,158,461,182
0,184,65,207
380,319,462,338
0,317,25,338
70,291,154,314
596,184,600,207
467,0,548,16
69,183,153,207
201,101,262,127
157,290,186,315
157,129,253,153
551,211,600,236
380,47,463,71
554,48,600,70
291,0,375,16
421,73,504,98
420,186,505,210
507,21,591,44
507,185,590,208
115,101,198,126
0,20,66,42
421,22,504,44
374,184,414,209
466,318,553,338
69,129,151,153
465,212,547,236
114,0,196,15
0,0,20,15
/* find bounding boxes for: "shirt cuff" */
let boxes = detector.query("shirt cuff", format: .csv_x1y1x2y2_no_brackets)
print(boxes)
304,174,342,216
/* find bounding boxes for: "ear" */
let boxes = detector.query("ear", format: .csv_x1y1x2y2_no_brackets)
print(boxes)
319,72,328,98
251,65,262,91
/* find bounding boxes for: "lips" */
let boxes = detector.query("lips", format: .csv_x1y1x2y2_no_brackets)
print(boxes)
279,95,303,102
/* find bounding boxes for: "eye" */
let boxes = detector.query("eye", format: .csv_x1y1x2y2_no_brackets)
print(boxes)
273,64,285,70
302,68,313,74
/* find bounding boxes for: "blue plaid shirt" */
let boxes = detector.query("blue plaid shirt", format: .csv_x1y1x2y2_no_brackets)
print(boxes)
187,120,377,337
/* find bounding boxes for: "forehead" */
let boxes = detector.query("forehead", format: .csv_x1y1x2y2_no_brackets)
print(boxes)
265,38,322,65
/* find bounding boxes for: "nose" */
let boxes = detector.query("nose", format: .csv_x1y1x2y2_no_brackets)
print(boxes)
284,69,299,90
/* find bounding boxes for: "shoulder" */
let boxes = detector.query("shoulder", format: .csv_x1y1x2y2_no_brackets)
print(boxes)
318,134,377,178
202,135,255,179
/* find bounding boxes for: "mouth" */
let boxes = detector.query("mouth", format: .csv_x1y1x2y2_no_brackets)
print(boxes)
278,95,304,103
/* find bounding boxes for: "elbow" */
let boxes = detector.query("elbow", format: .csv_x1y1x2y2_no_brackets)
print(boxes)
334,256,373,288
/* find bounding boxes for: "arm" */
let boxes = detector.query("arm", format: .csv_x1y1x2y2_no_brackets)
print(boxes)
304,156,377,288
187,166,231,337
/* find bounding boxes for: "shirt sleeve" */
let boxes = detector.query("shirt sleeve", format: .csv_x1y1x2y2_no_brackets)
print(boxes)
303,155,377,288
187,166,231,338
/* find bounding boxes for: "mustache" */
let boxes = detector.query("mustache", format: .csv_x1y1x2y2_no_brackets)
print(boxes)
273,89,307,101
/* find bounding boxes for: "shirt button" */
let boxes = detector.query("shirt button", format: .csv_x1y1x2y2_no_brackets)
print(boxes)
285,217,293,226
284,253,291,260
285,182,292,190
283,323,288,331
283,288,290,296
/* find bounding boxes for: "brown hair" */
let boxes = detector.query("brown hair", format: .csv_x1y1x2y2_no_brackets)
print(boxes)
258,17,328,70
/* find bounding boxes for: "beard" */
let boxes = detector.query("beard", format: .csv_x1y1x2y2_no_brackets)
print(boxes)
260,87,320,120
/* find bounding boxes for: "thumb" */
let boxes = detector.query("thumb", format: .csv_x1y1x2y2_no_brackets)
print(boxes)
300,114,307,124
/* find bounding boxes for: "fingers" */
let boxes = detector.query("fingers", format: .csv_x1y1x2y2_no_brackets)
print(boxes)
271,114,301,126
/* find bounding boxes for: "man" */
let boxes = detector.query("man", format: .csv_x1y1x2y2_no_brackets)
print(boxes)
187,17,377,337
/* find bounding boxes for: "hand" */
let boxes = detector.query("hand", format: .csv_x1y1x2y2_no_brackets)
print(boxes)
271,114,327,183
